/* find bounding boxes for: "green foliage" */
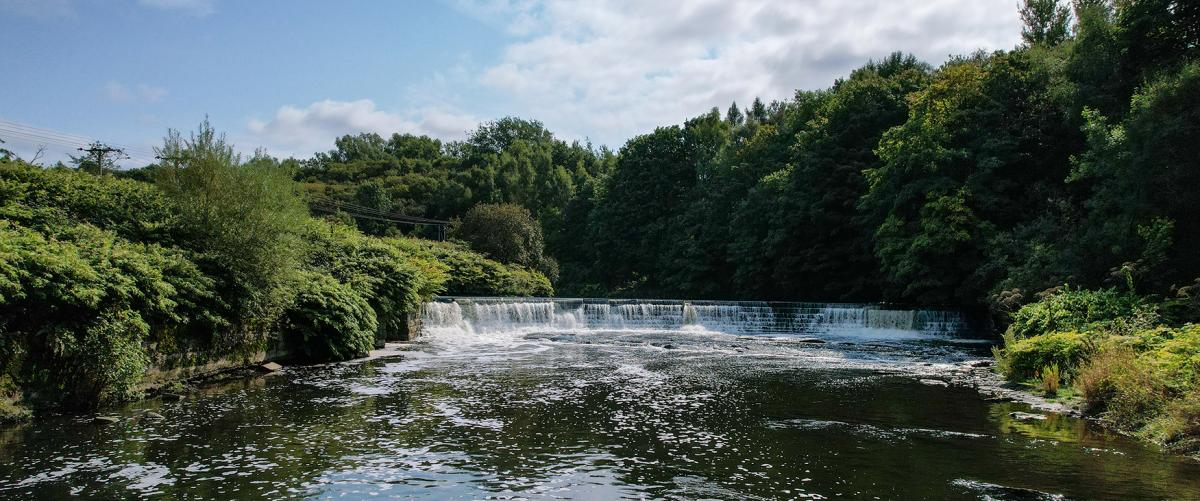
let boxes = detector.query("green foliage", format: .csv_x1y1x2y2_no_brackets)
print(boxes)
1002,331,1089,381
452,202,557,282
1005,287,1146,339
1,145,524,413
1020,0,1072,45
281,272,377,362
1003,289,1200,452
1039,362,1062,396
0,217,217,408
391,238,553,297
0,159,176,242
155,121,310,313
305,220,447,338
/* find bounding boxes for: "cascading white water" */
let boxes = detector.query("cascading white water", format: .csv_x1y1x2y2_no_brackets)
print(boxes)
420,298,969,338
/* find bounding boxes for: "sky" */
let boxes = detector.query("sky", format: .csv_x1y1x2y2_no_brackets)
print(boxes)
0,0,1023,166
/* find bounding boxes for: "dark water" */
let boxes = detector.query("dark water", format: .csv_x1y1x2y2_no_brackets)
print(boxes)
2,328,1199,500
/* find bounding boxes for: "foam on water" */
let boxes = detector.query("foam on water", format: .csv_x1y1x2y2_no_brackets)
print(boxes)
420,297,970,343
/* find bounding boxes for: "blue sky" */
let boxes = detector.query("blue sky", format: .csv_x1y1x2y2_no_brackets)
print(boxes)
0,0,1023,166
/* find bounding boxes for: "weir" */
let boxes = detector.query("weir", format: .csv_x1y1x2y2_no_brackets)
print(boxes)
419,297,970,337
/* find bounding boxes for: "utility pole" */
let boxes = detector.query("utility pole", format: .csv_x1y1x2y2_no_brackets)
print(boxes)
77,141,125,175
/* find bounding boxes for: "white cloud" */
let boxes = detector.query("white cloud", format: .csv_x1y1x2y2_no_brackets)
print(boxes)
461,0,1023,146
104,81,168,103
245,99,478,158
137,0,215,17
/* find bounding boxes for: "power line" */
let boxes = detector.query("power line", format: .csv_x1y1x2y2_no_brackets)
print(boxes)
311,196,450,224
0,119,159,164
310,199,450,225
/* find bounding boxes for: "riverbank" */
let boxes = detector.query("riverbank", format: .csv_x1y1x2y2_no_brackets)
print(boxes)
991,287,1200,456
0,157,551,423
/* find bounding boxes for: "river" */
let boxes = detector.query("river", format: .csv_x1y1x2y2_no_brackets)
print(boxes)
1,298,1198,499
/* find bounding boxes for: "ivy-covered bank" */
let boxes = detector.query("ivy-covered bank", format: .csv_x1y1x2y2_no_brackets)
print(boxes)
993,286,1200,454
0,128,550,422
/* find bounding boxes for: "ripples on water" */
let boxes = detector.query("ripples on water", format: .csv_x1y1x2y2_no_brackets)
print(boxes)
2,325,1199,500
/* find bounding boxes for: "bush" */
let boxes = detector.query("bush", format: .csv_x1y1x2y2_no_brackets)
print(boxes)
154,122,310,311
390,237,553,297
0,159,176,243
1157,392,1200,451
0,220,219,408
451,203,559,282
1005,287,1146,340
60,310,152,406
1076,344,1166,431
306,221,447,338
281,272,377,362
1038,363,1061,397
1002,331,1090,381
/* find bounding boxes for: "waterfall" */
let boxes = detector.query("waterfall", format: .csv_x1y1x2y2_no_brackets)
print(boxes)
420,298,969,337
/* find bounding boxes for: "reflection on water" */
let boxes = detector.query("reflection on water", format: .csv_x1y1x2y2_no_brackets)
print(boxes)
1,326,1199,500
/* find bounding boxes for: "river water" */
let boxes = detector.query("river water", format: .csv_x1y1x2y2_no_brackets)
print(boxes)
1,299,1199,500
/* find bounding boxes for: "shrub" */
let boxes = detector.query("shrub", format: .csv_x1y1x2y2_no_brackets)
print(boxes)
451,203,559,282
1076,344,1166,431
1156,392,1200,452
154,122,310,312
0,159,176,243
61,310,152,406
1005,287,1146,340
1141,324,1200,393
0,220,219,409
306,221,447,338
281,272,377,362
1003,331,1090,381
1038,363,1061,397
390,237,553,297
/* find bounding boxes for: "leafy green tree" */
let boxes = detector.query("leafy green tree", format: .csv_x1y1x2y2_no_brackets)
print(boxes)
452,203,558,282
1068,62,1200,291
731,54,930,301
155,120,310,315
1021,0,1072,45
863,50,1079,303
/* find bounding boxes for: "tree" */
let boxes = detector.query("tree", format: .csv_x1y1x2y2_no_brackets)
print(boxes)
155,120,310,315
1021,0,1072,45
731,53,930,301
451,203,557,282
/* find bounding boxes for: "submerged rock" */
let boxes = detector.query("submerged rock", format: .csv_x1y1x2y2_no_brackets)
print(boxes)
161,392,186,402
1009,411,1047,422
92,415,120,425
142,411,165,421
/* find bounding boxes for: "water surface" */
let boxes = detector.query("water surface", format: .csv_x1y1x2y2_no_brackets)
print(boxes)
2,304,1199,499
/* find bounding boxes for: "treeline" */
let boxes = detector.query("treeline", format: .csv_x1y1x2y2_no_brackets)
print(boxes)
299,0,1198,315
0,124,549,419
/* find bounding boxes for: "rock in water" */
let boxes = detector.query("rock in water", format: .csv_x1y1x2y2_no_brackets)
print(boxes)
93,415,120,425
161,392,186,402
260,362,283,372
1009,411,1047,421
919,379,949,387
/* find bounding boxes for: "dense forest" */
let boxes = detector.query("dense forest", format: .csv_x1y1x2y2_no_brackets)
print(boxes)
293,0,1198,317
278,0,1200,449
